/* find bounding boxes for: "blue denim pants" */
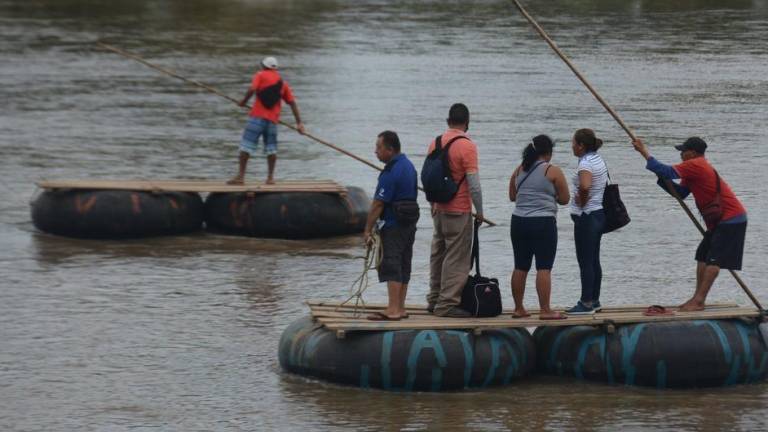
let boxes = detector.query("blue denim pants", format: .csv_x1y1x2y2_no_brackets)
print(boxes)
571,209,606,304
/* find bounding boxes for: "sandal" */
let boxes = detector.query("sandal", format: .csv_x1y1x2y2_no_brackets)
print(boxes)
367,312,401,321
643,305,675,316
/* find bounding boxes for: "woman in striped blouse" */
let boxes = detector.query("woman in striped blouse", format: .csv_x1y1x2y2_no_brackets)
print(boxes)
567,128,608,315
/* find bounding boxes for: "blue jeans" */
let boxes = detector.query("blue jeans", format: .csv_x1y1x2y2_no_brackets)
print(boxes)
571,209,605,304
240,117,278,155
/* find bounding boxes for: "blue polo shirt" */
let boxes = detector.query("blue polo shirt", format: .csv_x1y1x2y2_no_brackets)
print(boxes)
374,153,418,229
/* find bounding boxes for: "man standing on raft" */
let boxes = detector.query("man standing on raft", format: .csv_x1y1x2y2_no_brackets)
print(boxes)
632,137,747,312
363,131,419,321
228,56,305,185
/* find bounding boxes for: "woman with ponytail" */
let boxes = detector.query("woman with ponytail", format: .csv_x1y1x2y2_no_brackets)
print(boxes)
509,134,570,320
567,128,609,315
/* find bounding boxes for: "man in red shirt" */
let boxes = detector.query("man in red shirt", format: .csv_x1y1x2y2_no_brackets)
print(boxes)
425,103,484,317
227,56,305,185
633,137,747,311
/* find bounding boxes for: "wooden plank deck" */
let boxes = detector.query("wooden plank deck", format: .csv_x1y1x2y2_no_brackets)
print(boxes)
307,300,761,337
36,179,348,194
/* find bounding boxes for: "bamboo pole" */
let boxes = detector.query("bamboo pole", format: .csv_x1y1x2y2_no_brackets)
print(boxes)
509,0,763,312
96,42,496,226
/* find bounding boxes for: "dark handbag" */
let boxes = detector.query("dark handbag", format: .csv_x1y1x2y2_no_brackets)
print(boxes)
602,172,630,234
460,221,502,317
391,200,420,226
699,170,723,227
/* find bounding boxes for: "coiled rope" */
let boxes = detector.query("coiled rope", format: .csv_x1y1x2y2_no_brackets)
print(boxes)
337,230,382,317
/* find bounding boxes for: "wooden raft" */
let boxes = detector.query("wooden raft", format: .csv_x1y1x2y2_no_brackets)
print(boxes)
36,179,348,194
308,300,762,338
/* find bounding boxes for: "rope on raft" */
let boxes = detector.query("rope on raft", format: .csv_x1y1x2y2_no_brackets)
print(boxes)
337,230,382,317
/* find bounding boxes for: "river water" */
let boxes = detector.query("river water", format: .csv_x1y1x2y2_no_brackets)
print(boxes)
2,0,768,430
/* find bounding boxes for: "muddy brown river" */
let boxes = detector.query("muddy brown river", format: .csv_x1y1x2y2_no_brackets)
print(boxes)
1,0,768,430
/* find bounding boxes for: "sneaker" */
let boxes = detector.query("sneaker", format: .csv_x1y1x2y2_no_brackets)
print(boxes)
566,301,595,315
592,301,602,312
439,307,473,318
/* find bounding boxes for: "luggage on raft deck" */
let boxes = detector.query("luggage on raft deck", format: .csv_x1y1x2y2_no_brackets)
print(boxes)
31,189,204,239
204,186,370,239
534,319,768,388
279,316,536,391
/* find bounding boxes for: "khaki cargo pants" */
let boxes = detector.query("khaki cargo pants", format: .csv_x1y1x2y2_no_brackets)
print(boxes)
427,211,473,315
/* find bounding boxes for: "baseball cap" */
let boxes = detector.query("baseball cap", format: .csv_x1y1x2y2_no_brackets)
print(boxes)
261,56,278,70
674,137,707,154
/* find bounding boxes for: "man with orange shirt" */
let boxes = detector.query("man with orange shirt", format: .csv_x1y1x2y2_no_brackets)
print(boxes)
228,56,305,185
633,137,747,311
425,103,484,317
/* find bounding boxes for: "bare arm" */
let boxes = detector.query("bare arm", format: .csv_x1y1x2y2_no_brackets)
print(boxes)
547,165,570,205
509,165,522,202
363,200,385,244
576,170,592,207
287,101,305,134
239,89,254,106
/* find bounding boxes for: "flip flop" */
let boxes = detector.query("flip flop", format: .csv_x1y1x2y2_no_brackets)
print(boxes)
539,312,567,320
367,312,401,321
512,312,532,319
643,305,675,316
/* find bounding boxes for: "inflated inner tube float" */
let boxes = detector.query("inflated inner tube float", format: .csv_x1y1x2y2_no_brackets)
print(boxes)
31,189,204,239
279,316,536,391
534,319,768,388
204,186,370,239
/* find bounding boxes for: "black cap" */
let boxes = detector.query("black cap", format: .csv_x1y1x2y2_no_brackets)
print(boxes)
675,137,707,154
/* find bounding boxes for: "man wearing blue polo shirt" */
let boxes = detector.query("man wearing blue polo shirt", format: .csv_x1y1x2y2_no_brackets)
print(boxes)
364,130,419,321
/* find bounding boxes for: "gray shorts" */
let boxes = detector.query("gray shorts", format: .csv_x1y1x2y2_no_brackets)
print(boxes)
377,224,417,284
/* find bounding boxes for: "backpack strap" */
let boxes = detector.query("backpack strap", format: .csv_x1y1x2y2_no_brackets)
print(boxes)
516,161,546,190
438,135,469,186
470,220,481,276
713,169,721,193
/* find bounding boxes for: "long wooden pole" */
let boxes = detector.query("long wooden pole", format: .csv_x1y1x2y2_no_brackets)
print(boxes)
509,0,763,312
96,42,496,227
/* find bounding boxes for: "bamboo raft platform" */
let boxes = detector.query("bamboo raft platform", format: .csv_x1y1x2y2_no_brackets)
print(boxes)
307,300,762,338
35,179,349,194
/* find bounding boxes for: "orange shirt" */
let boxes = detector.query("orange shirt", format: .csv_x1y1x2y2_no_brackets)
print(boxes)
673,157,746,224
248,69,295,123
426,128,479,213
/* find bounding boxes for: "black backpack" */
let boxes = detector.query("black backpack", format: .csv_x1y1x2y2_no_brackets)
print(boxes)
460,221,502,317
421,135,467,203
256,79,283,108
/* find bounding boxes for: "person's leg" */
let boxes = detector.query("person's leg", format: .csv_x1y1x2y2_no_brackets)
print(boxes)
398,225,416,318
511,269,529,317
533,216,560,318
228,151,250,184
434,213,473,316
229,118,263,184
683,231,714,309
536,270,560,317
591,211,605,303
510,215,533,317
592,230,604,303
572,214,594,306
264,121,278,184
266,155,277,184
384,281,404,317
371,228,404,320
427,213,445,310
679,264,719,311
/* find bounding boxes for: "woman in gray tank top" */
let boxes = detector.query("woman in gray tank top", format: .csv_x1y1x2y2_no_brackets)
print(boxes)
509,135,570,320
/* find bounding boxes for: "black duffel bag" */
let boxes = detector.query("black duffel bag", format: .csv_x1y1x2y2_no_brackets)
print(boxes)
460,220,502,317
602,172,630,234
